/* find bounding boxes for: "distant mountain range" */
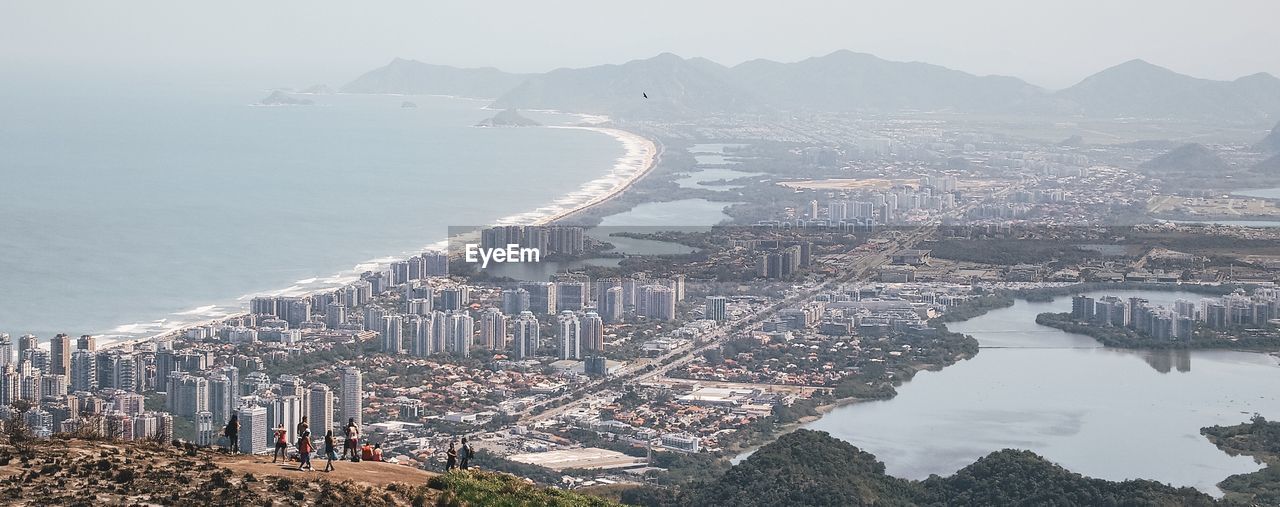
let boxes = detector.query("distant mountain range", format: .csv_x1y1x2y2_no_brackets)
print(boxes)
342,52,1280,123
1058,59,1280,123
725,50,1043,113
489,53,762,118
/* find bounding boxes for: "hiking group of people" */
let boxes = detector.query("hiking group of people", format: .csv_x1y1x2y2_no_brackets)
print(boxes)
223,414,476,474
221,415,372,473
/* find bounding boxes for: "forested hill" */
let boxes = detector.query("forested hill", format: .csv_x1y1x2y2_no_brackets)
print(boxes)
625,430,1216,507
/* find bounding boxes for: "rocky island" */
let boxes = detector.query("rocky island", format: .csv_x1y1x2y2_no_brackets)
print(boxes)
474,108,541,127
255,90,314,106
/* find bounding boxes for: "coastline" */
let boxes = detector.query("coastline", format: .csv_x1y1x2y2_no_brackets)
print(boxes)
723,355,968,464
100,123,660,351
725,395,863,463
491,126,660,227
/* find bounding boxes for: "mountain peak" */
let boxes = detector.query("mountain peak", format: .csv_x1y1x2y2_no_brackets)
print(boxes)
647,52,686,63
1140,143,1231,174
1118,58,1156,68
1237,71,1280,83
1089,58,1184,80
821,49,875,59
1053,59,1278,120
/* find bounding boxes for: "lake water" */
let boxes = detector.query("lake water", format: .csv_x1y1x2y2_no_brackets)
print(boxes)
0,78,624,340
674,167,766,191
801,290,1280,495
579,200,735,257
689,143,748,166
590,231,698,257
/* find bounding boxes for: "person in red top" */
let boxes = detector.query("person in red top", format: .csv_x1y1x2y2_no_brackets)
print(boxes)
272,424,288,463
361,441,375,461
297,429,314,471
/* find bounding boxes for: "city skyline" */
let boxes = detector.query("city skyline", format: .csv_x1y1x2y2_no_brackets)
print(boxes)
2,3,1280,504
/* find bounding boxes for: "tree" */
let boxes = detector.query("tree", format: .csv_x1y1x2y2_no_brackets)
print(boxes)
6,399,34,455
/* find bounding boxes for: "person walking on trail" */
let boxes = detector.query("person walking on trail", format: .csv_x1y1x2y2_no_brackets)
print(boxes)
323,430,337,473
459,437,472,470
445,442,458,471
342,418,360,460
295,417,309,460
297,429,314,471
295,416,309,447
272,424,289,463
224,414,240,453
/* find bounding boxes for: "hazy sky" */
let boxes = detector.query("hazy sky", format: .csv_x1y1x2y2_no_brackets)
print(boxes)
3,0,1278,89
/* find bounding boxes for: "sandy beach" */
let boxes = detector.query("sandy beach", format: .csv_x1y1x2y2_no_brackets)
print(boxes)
515,126,660,226
103,124,660,350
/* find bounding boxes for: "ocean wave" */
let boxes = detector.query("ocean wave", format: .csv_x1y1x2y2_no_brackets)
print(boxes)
174,305,219,316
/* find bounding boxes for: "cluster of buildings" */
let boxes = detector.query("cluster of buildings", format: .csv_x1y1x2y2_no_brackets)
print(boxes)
0,332,365,453
0,333,167,439
1072,288,1280,340
748,241,814,278
0,237,708,455
502,274,685,321
675,283,977,389
477,225,587,257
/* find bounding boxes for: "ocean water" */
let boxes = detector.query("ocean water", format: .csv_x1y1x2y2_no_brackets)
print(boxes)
0,79,625,341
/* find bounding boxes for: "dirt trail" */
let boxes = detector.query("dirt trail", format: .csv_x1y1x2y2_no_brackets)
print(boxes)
219,454,438,487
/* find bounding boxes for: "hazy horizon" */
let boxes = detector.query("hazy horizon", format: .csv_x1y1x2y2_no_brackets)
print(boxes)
3,0,1279,90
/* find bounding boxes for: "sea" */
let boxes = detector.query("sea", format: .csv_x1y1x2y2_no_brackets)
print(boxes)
0,78,629,342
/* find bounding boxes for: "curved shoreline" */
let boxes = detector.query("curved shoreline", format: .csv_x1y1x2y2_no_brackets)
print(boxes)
100,124,660,350
496,126,659,227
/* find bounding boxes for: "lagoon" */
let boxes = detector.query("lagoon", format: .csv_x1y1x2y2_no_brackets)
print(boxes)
803,290,1280,495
